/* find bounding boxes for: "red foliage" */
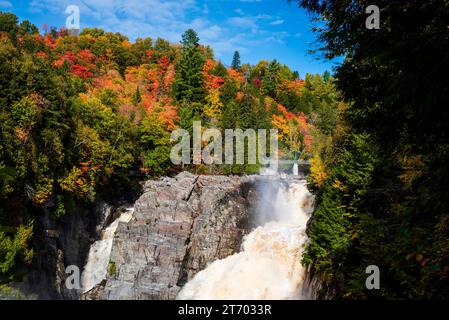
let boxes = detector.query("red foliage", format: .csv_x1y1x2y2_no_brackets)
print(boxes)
146,68,160,97
53,59,65,68
93,73,115,89
34,34,44,43
158,56,170,73
70,64,93,79
44,34,56,50
54,51,75,68
36,51,48,59
277,104,286,113
77,49,96,63
54,50,96,79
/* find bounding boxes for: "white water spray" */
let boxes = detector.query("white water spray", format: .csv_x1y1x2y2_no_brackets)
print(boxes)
81,207,134,293
293,163,299,176
177,179,314,300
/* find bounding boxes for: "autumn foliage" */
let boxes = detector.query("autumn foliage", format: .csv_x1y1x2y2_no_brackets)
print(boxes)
0,15,319,277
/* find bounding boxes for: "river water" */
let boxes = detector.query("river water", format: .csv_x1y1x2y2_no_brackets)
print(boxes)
177,179,314,300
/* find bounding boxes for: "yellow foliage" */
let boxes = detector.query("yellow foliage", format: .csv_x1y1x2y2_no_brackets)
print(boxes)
332,179,346,192
122,40,132,48
33,178,53,205
309,156,328,187
398,154,425,189
272,114,289,141
204,90,223,119
15,223,34,264
58,166,90,198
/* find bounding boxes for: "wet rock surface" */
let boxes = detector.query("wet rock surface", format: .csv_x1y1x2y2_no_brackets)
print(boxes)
84,172,256,300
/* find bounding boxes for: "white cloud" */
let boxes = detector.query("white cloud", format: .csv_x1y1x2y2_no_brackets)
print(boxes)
26,0,289,60
270,19,284,26
227,16,258,29
0,1,12,8
29,0,197,42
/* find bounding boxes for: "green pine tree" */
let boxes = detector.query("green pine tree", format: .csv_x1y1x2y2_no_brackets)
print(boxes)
172,29,206,104
132,86,142,105
231,51,241,70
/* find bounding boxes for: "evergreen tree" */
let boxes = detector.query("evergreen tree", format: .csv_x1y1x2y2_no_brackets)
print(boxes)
231,51,241,70
172,29,206,104
0,12,18,37
296,0,449,299
132,86,142,105
261,60,282,99
181,29,200,47
292,70,299,80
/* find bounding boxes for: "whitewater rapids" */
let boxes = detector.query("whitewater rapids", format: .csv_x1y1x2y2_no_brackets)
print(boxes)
177,179,314,300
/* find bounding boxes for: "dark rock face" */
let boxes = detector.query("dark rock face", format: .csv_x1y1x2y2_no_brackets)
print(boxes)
13,200,113,300
85,172,256,300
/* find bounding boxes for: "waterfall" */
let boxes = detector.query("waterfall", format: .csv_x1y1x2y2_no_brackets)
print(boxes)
293,163,299,176
177,179,314,300
81,207,134,293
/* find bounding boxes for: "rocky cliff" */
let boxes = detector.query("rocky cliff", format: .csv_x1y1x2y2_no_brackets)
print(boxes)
83,172,257,300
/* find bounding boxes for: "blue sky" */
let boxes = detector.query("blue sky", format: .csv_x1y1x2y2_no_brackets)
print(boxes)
0,0,341,77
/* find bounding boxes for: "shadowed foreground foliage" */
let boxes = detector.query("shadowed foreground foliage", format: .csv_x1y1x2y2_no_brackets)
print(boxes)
297,0,449,299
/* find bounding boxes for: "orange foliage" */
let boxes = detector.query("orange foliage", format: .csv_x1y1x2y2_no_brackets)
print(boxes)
15,128,28,142
203,59,224,92
286,79,305,95
158,56,171,72
79,48,179,131
142,93,155,111
122,40,132,48
272,104,313,152
163,65,175,92
157,104,179,130
227,68,245,84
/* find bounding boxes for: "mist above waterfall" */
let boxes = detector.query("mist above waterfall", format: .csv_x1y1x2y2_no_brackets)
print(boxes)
253,179,311,226
177,178,314,300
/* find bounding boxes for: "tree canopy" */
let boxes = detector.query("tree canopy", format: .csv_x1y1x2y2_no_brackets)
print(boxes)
0,14,329,278
296,0,449,299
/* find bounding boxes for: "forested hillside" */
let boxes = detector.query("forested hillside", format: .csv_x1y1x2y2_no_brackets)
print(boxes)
0,12,338,280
